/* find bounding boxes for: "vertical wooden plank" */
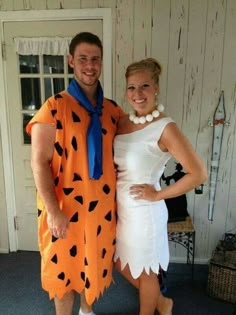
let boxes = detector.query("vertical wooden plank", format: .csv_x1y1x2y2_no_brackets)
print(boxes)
115,0,134,111
13,0,25,11
180,0,208,259
163,0,189,261
165,0,188,125
0,0,14,10
151,0,171,106
45,0,62,9
133,0,152,60
98,0,116,8
182,0,207,136
28,0,48,9
152,1,177,259
12,0,25,10
217,0,236,236
23,0,31,9
200,0,227,258
227,152,236,231
80,0,99,8
62,0,81,8
98,0,117,100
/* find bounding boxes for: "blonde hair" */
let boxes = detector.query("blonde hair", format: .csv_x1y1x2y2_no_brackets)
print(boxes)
125,58,162,84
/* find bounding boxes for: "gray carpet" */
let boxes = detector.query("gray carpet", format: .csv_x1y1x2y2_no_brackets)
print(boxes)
0,251,235,315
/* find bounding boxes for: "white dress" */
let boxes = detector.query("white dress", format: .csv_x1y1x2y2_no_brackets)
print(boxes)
114,117,174,279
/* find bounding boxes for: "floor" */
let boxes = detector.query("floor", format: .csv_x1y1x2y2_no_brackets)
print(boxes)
0,251,235,315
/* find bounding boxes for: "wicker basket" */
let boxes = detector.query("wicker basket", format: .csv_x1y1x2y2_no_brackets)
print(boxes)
207,242,236,303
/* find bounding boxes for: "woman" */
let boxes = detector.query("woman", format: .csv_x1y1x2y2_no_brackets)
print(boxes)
114,58,207,315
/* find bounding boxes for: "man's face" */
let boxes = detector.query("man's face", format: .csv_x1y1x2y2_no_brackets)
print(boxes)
68,42,102,89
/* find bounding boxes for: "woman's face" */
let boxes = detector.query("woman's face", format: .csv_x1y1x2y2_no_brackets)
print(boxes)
126,70,159,116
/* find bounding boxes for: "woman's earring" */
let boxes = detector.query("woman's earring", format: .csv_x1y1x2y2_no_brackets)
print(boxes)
155,92,158,106
155,92,164,112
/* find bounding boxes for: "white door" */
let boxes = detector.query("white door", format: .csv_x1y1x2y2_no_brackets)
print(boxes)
4,19,103,250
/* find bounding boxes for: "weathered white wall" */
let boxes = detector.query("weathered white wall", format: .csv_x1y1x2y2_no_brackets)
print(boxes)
0,0,235,262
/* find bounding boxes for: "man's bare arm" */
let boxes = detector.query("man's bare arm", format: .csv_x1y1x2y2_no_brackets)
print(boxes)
31,123,69,239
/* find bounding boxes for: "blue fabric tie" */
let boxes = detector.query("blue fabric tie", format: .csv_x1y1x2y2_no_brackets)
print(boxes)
67,79,103,179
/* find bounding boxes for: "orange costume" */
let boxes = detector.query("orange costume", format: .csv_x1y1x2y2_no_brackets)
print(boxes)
26,91,124,304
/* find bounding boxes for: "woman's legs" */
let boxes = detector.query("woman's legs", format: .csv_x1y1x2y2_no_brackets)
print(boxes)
115,259,139,287
139,270,173,315
139,270,159,315
114,259,173,315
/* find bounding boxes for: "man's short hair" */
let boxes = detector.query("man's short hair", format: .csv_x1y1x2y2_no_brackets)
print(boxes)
69,32,103,58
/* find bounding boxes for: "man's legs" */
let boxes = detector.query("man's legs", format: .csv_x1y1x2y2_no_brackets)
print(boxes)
80,290,94,314
54,291,75,315
54,290,94,315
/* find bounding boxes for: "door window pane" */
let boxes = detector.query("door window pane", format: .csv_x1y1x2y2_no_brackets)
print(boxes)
19,54,70,144
43,55,64,73
19,55,39,73
21,78,41,110
44,78,65,99
23,114,34,144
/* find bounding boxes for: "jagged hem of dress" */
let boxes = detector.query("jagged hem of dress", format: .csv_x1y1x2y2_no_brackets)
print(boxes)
114,252,169,279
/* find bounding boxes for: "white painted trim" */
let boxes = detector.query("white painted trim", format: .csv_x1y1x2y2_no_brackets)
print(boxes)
170,257,210,264
0,30,18,252
0,9,112,251
0,248,9,254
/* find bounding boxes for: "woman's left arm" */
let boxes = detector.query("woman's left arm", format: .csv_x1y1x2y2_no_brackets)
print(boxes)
156,122,207,200
130,122,208,201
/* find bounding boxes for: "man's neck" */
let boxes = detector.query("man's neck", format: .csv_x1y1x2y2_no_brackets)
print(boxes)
78,81,98,107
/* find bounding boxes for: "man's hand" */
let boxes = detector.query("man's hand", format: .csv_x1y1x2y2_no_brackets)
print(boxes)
47,210,69,239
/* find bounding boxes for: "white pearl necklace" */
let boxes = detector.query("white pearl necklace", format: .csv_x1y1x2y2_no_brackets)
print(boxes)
129,104,165,124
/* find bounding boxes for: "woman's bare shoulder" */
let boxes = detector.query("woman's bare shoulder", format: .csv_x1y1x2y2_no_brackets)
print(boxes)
117,114,129,134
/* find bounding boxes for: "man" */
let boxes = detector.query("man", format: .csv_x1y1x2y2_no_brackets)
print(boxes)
26,32,124,315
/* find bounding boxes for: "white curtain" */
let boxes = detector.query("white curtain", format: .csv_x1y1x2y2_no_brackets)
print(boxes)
14,37,72,55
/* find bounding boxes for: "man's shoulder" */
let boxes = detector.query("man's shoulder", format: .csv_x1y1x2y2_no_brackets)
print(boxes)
104,98,125,116
45,91,77,108
51,90,71,101
105,97,119,107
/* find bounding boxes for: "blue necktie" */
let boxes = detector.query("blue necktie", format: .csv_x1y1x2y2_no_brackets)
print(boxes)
67,79,103,179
